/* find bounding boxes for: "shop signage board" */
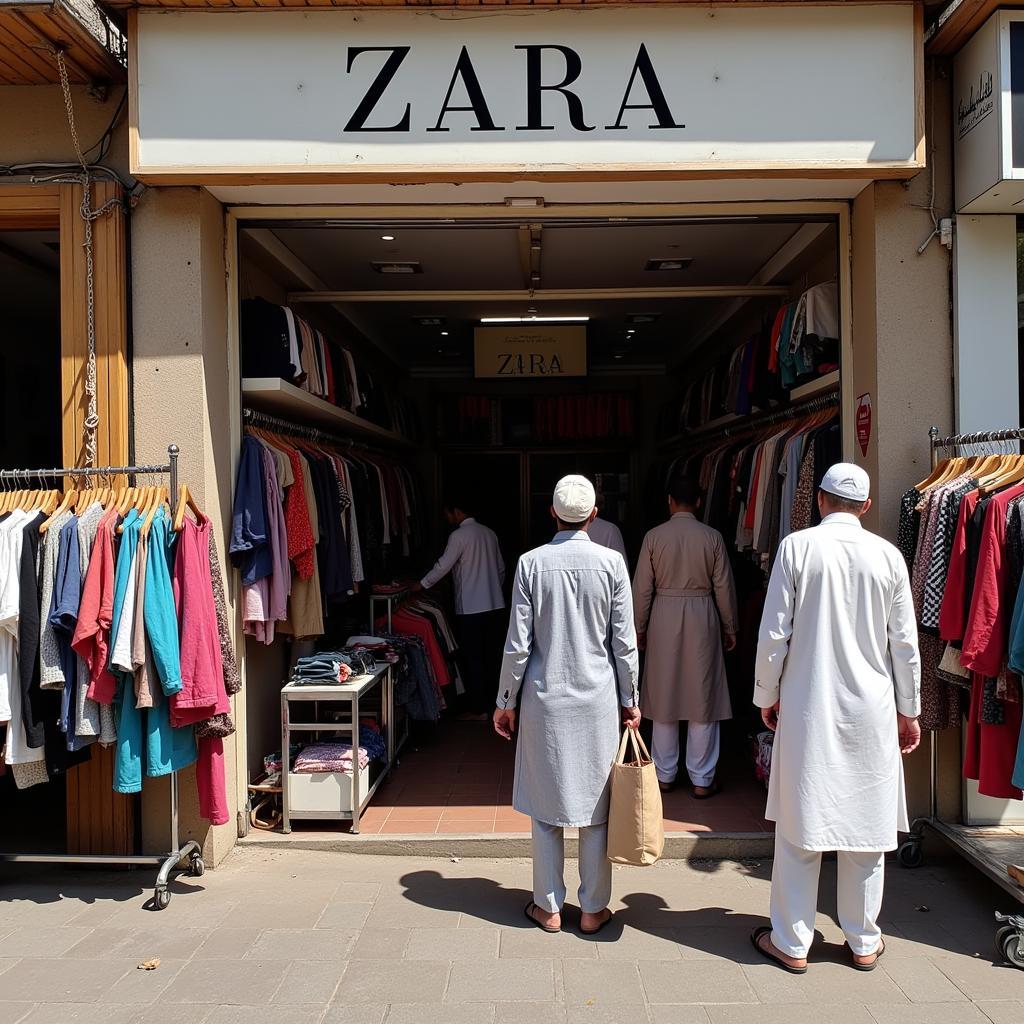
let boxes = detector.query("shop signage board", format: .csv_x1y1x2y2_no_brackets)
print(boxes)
474,326,586,379
856,393,872,456
954,11,1024,211
129,6,922,182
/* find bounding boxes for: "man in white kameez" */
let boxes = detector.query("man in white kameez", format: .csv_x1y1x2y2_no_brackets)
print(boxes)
753,463,921,974
494,475,640,936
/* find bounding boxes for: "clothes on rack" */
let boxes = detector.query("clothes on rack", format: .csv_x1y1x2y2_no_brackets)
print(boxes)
0,483,237,825
240,297,418,439
901,446,1024,800
232,423,421,642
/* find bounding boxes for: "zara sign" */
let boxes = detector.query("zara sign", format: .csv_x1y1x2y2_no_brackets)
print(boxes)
131,6,920,181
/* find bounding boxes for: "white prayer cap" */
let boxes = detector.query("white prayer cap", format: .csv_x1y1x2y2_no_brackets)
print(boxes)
820,463,870,502
553,475,596,524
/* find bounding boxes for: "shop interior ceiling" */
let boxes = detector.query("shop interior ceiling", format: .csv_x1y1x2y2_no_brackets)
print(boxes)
0,231,59,317
241,218,835,374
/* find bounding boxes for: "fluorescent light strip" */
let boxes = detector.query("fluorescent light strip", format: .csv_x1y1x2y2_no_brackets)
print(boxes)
480,316,590,324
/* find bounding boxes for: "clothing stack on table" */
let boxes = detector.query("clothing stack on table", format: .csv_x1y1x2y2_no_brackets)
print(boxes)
232,428,420,642
901,463,1024,801
0,498,237,825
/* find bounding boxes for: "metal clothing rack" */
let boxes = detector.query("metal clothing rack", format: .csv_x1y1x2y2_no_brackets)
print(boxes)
898,426,1024,968
242,406,376,452
0,444,205,911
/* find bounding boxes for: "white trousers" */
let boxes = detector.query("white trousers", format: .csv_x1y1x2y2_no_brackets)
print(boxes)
651,720,719,787
770,833,885,959
532,819,612,915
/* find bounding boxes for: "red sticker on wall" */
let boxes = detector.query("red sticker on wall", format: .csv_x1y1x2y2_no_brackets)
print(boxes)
856,393,872,456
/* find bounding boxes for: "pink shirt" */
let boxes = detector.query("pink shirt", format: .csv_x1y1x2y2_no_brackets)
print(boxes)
72,510,118,705
171,514,229,727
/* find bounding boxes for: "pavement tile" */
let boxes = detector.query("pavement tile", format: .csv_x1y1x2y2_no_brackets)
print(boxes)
204,1009,326,1024
447,960,555,1002
499,928,598,960
0,928,95,959
640,962,757,1005
672,927,761,964
405,928,500,960
70,928,207,963
349,929,410,960
127,1007,214,1024
495,1005,569,1024
319,1007,387,1024
247,928,357,961
331,883,381,902
364,898,462,930
192,928,261,960
385,1007,496,1024
799,960,910,1004
314,903,374,930
0,959,134,1003
0,1007,33,1024
333,960,450,1004
0,959,20,979
61,929,138,959
739,962,810,1004
100,960,187,1004
565,1007,655,1024
647,1010,712,1024
561,961,644,1006
881,958,970,1003
219,901,326,931
706,1010,875,1024
593,928,682,961
15,1005,140,1024
271,960,346,1005
977,1001,1024,1023
932,955,1024,1001
867,1005,993,1024
160,960,290,1005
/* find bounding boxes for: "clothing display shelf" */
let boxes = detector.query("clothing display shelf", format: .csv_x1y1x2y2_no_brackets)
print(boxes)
898,425,1024,968
660,387,840,452
369,591,407,634
281,663,395,834
242,377,414,449
0,444,206,911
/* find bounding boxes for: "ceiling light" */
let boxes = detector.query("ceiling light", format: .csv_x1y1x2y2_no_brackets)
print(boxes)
413,316,446,328
479,316,589,324
381,234,395,241
645,258,693,272
372,261,422,275
627,313,661,325
441,331,449,336
627,329,636,334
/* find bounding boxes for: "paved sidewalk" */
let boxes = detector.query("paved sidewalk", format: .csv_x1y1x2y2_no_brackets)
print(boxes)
0,846,1022,1024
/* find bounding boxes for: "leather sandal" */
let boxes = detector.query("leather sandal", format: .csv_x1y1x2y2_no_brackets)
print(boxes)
751,926,808,974
524,901,560,934
850,940,886,971
580,909,614,936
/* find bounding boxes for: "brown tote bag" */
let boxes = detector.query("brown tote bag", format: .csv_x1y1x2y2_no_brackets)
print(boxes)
607,728,665,866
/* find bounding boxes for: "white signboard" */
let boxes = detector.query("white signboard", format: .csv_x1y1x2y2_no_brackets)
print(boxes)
131,6,921,181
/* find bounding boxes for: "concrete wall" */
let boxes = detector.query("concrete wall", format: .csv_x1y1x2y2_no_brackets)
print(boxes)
131,185,238,866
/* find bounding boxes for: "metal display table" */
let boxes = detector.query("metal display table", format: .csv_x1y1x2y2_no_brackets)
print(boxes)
281,663,394,834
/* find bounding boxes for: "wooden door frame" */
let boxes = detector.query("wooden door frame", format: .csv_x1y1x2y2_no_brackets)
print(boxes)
0,182,133,855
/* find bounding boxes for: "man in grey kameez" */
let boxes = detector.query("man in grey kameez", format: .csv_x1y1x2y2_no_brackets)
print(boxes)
494,475,640,935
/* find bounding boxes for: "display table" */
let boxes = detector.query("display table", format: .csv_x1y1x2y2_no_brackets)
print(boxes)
281,663,394,834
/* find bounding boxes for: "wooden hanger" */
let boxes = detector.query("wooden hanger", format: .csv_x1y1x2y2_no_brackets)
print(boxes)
39,488,76,532
172,484,202,532
979,454,1024,495
141,486,169,539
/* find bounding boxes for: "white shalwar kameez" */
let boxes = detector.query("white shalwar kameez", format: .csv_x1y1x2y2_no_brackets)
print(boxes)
754,512,921,958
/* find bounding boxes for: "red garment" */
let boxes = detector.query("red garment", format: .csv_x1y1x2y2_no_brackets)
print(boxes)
324,341,337,405
170,515,229,727
963,672,1024,800
283,448,316,580
939,489,981,642
744,449,765,531
72,510,119,705
384,608,452,688
961,483,1024,676
768,307,787,374
197,735,229,825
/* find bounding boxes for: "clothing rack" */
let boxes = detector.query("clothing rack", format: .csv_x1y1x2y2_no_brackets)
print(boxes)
898,426,1024,966
671,388,839,447
0,444,206,911
242,406,374,452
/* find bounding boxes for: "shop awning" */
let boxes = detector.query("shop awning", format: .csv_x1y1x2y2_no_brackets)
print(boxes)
0,0,125,85
927,0,1024,54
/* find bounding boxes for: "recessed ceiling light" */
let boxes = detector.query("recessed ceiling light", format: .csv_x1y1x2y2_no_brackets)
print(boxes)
372,261,422,274
381,234,396,241
645,258,693,272
479,316,589,324
441,331,449,336
412,316,445,327
627,313,661,325
627,329,636,335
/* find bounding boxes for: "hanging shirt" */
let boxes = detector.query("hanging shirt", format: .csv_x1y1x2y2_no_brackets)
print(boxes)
230,435,272,586
73,509,120,706
0,510,30,724
589,517,628,568
421,517,506,616
50,516,86,748
754,513,921,851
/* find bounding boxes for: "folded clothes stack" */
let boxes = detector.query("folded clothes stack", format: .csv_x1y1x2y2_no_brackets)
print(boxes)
292,654,354,684
293,741,371,774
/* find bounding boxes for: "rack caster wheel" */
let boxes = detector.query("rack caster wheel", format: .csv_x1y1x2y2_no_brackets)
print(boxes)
897,839,924,869
154,888,171,911
996,926,1024,968
188,855,205,878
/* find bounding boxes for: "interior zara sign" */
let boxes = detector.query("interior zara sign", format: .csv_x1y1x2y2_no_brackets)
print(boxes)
474,326,587,379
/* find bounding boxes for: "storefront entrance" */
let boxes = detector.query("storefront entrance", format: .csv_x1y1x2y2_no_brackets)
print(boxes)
231,203,848,840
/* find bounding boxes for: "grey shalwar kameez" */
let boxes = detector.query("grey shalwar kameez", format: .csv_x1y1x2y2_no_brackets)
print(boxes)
496,530,639,915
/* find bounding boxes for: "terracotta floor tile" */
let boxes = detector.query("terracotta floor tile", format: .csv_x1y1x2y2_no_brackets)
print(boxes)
435,819,496,834
387,806,450,820
379,818,441,834
441,805,498,819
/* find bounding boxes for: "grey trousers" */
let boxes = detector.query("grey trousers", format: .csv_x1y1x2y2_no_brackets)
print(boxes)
532,819,613,915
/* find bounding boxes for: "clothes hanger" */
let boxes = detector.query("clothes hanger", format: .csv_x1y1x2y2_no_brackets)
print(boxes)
981,455,1024,495
39,485,71,530
172,484,203,532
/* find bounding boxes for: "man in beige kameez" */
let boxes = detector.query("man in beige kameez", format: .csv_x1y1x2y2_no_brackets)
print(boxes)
633,475,738,797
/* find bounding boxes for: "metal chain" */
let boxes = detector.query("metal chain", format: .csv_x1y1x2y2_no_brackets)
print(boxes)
55,51,121,468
